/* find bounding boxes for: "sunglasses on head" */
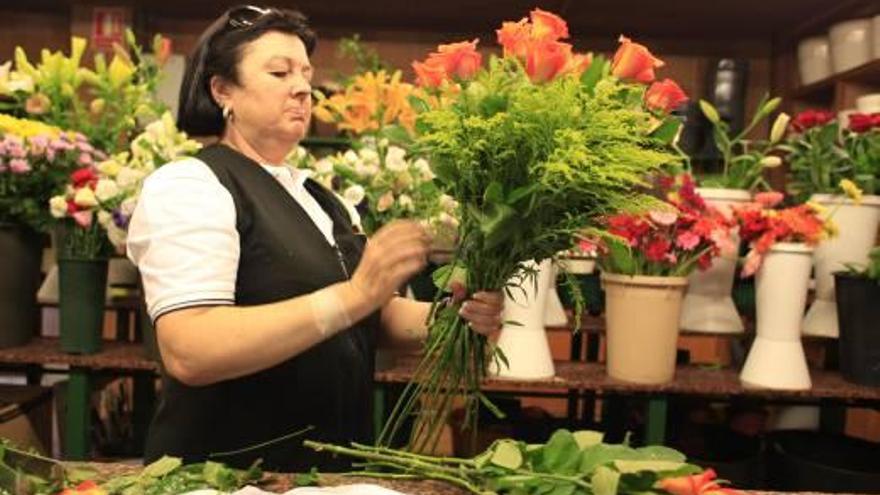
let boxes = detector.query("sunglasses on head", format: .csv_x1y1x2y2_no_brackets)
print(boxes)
227,5,275,29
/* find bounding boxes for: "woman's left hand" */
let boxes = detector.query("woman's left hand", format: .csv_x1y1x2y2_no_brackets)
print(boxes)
457,289,505,336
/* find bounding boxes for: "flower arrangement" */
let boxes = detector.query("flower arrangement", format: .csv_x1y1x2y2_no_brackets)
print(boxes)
733,191,835,277
596,174,735,277
0,114,105,231
783,109,849,202
289,138,458,245
380,9,685,450
841,112,880,195
696,95,787,190
0,31,169,154
48,165,115,259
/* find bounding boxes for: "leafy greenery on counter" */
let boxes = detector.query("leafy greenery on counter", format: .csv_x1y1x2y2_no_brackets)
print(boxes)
99,456,261,495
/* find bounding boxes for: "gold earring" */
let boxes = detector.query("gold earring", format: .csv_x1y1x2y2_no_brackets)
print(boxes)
222,106,233,120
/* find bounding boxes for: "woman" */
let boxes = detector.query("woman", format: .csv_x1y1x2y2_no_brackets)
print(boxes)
127,5,504,471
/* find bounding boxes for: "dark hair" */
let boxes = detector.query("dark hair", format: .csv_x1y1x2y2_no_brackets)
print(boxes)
177,5,317,136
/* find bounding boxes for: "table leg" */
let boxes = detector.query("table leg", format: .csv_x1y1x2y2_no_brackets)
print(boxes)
64,370,90,459
645,397,668,445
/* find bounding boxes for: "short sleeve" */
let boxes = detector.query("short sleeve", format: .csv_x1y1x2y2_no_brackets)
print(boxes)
127,158,239,322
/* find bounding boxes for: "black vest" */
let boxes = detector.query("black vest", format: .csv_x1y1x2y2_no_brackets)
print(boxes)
144,144,380,472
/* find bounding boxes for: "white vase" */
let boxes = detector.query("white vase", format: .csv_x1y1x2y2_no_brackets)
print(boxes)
680,188,751,334
873,15,880,59
544,261,568,327
797,36,832,85
803,194,880,338
491,259,556,379
829,18,873,73
740,243,813,390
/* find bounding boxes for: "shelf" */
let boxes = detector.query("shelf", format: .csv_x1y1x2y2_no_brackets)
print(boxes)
0,338,156,372
789,58,880,104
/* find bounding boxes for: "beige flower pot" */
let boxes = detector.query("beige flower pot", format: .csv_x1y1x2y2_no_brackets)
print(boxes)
602,273,688,384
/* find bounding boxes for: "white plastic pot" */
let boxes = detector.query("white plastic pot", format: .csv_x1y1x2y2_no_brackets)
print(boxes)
873,15,880,59
803,194,880,338
829,19,872,73
797,36,832,85
491,259,556,379
680,188,751,334
544,261,568,327
740,243,813,390
855,93,880,114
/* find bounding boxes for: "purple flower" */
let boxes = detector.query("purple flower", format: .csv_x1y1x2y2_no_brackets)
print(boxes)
9,158,31,174
112,209,130,229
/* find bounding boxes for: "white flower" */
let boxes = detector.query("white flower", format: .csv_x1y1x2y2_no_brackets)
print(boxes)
439,194,458,212
73,187,98,208
359,148,380,166
97,210,112,227
116,167,145,188
343,184,366,205
413,158,434,181
294,146,308,161
106,223,127,249
761,156,782,168
385,146,408,172
398,194,414,211
438,212,459,228
314,158,334,174
354,161,379,178
94,179,120,202
343,150,359,164
49,196,68,218
121,197,138,216
376,191,394,212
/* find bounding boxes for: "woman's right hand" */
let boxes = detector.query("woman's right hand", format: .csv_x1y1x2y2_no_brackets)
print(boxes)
349,220,431,309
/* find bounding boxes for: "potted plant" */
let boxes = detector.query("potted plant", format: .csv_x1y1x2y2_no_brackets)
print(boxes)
680,97,788,334
785,109,880,337
0,116,101,347
835,246,880,386
734,192,835,390
596,174,734,384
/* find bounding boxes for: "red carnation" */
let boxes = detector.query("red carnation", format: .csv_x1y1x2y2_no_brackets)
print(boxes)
791,109,834,132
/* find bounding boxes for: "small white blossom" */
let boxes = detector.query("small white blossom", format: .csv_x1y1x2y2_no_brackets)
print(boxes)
94,179,120,202
385,146,408,172
398,194,414,211
343,184,366,205
49,196,68,218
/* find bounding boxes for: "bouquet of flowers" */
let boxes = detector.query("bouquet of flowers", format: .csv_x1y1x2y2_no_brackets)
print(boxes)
784,109,849,203
733,191,835,277
841,112,880,195
380,9,685,450
48,165,116,259
0,114,106,232
596,174,735,277
290,139,458,245
696,96,787,191
0,31,169,154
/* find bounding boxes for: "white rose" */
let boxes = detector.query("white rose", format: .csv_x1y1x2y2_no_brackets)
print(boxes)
314,158,334,174
94,179,120,202
97,210,112,227
49,196,68,218
116,167,145,188
376,191,394,212
121,197,138,216
343,184,366,205
106,223,127,249
343,150,359,164
73,187,98,208
414,158,434,181
398,194,414,211
359,148,380,166
439,194,458,212
385,146,407,172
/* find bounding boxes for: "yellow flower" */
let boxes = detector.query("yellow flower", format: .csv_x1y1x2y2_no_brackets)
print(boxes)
824,220,839,239
0,113,60,138
108,55,135,88
805,201,827,215
839,179,863,205
73,187,98,208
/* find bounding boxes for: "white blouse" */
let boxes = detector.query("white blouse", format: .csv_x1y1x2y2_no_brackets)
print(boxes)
127,157,359,322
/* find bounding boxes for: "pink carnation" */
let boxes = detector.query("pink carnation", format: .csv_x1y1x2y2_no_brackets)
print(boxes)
649,210,678,226
8,158,31,174
755,191,784,208
676,231,701,250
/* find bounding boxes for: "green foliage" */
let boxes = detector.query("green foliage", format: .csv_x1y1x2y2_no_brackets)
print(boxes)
698,94,782,191
306,429,707,495
99,456,261,495
784,120,850,203
844,246,880,280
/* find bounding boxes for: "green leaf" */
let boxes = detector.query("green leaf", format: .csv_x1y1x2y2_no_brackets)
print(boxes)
579,444,640,474
490,440,524,470
540,430,581,474
573,431,604,450
507,184,539,205
613,460,686,474
634,445,687,462
141,456,182,478
580,55,607,94
407,95,430,113
294,468,320,487
432,262,468,291
699,99,720,124
481,203,517,250
592,466,620,495
548,483,578,495
650,118,682,144
484,181,505,204
604,237,635,275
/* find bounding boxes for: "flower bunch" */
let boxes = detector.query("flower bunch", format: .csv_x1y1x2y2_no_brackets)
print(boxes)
0,32,169,154
91,111,202,248
841,112,880,195
291,138,458,244
596,174,735,277
784,109,848,202
0,114,105,231
381,8,685,451
48,165,115,259
313,70,421,136
733,191,835,277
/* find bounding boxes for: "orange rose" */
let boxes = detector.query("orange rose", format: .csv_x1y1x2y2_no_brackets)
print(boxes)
525,40,572,83
530,8,569,41
412,58,448,88
612,35,664,83
436,39,482,80
657,469,743,495
565,52,593,77
645,78,688,113
497,18,531,59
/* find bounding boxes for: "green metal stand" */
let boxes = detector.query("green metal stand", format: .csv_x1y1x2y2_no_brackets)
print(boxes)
373,386,387,443
64,370,90,459
645,397,668,445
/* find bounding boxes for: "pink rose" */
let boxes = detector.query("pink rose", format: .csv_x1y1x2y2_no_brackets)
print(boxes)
9,158,31,174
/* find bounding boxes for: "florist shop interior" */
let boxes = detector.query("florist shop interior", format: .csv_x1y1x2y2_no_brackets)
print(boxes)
1,0,880,494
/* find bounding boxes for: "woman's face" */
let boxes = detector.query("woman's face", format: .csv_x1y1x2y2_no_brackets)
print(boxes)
221,31,313,144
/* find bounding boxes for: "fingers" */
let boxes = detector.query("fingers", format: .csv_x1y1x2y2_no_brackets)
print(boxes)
459,290,505,336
